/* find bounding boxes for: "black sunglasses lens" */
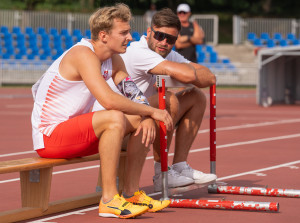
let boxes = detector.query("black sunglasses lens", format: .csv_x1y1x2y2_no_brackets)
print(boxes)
152,28,177,44
178,11,187,15
154,31,165,41
166,36,177,44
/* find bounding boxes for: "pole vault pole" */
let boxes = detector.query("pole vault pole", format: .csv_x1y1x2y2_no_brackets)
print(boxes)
208,185,300,198
169,199,279,211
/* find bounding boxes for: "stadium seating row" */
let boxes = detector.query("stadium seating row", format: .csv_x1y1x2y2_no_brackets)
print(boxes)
247,32,300,47
1,26,235,72
0,25,91,60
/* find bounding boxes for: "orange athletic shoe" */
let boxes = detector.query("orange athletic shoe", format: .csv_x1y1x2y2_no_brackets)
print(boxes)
123,190,170,213
99,194,148,219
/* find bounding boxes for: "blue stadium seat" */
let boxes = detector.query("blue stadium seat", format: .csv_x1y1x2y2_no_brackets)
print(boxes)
37,27,46,35
27,53,36,60
206,45,214,53
25,27,34,35
0,26,9,34
292,39,300,45
267,39,275,48
222,58,230,63
209,51,218,63
132,31,140,41
273,33,282,41
12,27,21,35
253,38,263,47
247,32,256,42
73,29,81,36
279,39,288,46
49,28,58,36
260,32,270,40
287,33,296,41
39,54,48,60
197,51,205,63
60,28,70,36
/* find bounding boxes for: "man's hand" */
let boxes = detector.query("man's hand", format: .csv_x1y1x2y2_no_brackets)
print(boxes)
150,108,173,132
135,117,156,147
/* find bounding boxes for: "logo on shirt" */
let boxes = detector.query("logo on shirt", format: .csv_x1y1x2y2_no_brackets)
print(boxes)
103,70,109,80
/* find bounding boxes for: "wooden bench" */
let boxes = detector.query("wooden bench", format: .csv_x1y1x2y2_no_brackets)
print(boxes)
0,151,127,222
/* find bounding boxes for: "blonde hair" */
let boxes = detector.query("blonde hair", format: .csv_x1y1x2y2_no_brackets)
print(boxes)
89,3,132,41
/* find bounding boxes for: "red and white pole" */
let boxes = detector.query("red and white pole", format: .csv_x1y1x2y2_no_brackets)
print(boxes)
169,199,279,211
208,185,300,198
210,84,217,175
158,78,169,200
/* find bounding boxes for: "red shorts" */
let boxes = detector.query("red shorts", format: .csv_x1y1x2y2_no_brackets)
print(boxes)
37,112,99,159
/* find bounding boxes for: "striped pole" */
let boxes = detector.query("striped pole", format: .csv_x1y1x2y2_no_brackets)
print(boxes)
208,185,300,198
210,84,217,175
158,77,169,200
169,199,279,212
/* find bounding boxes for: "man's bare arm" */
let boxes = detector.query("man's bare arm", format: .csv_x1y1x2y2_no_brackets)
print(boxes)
149,60,216,88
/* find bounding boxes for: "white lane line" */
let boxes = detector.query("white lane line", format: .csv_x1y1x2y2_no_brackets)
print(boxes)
2,133,300,184
0,150,34,158
198,118,300,134
2,119,300,158
27,159,300,223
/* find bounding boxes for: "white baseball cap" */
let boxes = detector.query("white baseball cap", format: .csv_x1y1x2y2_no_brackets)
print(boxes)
177,3,191,13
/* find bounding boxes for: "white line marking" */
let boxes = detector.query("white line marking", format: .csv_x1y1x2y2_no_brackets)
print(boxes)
27,159,300,223
217,160,300,181
0,150,34,158
2,133,300,184
198,118,300,134
1,119,300,158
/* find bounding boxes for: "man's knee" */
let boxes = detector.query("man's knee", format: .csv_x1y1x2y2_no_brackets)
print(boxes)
94,110,126,132
166,91,179,118
192,88,206,104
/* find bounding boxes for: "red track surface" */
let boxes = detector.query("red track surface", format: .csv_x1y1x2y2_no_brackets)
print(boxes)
1,87,300,223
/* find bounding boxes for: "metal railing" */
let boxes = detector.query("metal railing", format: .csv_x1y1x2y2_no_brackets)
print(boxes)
233,15,300,44
0,9,218,43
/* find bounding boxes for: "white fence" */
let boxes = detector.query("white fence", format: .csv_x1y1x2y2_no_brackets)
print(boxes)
0,10,218,44
233,15,300,44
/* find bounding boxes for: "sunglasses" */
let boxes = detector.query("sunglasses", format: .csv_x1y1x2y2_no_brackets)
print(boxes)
151,27,178,45
178,11,188,15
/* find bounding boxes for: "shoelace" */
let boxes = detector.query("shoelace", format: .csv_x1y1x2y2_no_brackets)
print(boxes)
138,190,152,202
117,196,132,208
168,168,183,177
182,163,204,174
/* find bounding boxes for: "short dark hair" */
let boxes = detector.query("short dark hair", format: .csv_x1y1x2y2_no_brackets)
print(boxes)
151,8,181,31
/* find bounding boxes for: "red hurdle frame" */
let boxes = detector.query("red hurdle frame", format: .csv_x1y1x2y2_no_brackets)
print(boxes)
156,75,299,204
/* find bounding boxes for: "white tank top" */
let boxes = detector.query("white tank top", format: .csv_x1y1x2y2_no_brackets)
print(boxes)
31,38,112,150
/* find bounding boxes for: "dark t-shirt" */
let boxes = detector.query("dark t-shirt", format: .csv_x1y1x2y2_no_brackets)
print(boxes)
176,22,197,63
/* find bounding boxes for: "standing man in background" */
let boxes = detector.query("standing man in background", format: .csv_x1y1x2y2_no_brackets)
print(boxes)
144,2,157,28
175,3,205,63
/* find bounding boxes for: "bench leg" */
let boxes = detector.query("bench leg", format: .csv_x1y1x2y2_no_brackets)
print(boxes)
20,167,53,211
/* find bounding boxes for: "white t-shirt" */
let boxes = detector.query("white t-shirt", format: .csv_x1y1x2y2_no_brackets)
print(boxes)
92,35,190,111
120,35,190,98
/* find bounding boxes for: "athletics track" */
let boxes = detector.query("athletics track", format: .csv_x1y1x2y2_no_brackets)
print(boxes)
0,87,299,223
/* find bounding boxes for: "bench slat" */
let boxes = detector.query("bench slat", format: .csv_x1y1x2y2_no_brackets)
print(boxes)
0,152,126,174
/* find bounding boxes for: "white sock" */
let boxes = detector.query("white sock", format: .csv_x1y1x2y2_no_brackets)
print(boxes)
172,161,187,172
